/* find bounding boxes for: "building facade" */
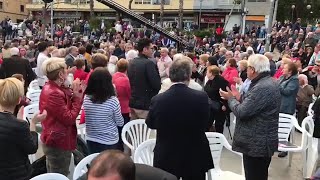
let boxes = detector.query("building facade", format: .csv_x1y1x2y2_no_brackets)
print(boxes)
0,0,30,22
26,0,271,31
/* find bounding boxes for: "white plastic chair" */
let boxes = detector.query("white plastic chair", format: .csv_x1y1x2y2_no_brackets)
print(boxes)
73,153,99,180
308,103,314,116
134,139,156,166
28,132,41,164
28,79,40,91
205,132,245,180
302,116,318,178
30,173,69,180
26,89,42,104
77,123,86,142
278,113,308,177
121,119,154,158
23,104,39,122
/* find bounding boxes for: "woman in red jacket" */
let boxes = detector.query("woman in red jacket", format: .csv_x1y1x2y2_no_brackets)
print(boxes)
222,58,239,86
112,58,131,150
112,58,131,124
40,58,84,176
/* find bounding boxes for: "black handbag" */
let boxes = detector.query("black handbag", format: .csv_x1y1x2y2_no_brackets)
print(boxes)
209,98,222,112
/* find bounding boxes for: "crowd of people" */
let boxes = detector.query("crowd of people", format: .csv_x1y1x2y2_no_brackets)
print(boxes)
0,16,320,180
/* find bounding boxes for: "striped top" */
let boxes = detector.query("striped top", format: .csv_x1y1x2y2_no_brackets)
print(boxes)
83,96,124,145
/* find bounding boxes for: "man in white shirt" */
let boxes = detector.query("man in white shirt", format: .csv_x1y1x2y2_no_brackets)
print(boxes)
115,21,122,33
157,47,172,81
36,42,49,88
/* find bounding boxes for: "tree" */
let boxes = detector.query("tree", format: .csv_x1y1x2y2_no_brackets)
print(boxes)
129,0,134,9
276,0,320,24
160,0,165,27
90,0,94,17
178,0,183,29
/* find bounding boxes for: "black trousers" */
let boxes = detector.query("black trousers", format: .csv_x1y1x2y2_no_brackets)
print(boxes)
243,155,271,180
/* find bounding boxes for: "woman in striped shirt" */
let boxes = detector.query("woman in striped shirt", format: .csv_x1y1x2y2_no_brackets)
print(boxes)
84,67,124,154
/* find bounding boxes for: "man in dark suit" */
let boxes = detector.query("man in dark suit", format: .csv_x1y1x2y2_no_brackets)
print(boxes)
65,46,79,68
0,47,36,90
146,57,214,180
127,38,161,120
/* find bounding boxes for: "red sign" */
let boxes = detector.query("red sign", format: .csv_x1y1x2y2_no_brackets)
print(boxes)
201,16,225,23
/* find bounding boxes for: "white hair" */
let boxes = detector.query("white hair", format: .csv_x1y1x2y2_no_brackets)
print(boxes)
173,53,184,61
109,55,118,65
298,74,308,85
10,47,20,56
226,51,234,57
126,50,138,61
160,47,169,53
248,54,270,74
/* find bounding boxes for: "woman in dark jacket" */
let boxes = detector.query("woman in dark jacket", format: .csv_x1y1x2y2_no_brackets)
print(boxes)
279,61,299,115
278,61,299,158
204,65,229,133
0,77,46,180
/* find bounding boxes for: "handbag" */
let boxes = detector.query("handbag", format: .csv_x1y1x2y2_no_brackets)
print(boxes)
209,98,222,112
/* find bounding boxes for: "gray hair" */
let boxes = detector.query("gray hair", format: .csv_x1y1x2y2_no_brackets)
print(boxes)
173,53,184,61
169,58,192,83
126,50,138,61
248,54,270,74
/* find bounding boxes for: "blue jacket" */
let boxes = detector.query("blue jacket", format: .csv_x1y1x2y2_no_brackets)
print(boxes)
279,74,299,115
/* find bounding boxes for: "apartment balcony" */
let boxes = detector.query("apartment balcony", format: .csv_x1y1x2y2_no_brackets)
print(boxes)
193,0,240,12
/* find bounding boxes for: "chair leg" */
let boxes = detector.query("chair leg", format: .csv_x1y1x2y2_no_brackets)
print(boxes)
207,170,212,180
288,152,292,167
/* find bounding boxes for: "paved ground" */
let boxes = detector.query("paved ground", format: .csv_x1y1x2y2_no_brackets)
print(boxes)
221,131,304,180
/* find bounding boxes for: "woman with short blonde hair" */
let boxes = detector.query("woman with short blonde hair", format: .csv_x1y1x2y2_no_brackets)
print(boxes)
0,78,46,180
39,57,84,176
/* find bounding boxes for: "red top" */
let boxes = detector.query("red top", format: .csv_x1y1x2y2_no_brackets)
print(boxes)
40,81,82,151
273,67,283,80
112,72,131,114
74,69,88,81
216,27,223,35
222,67,239,86
85,69,93,85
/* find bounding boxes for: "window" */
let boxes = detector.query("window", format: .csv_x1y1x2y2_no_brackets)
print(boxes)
20,5,24,12
152,0,170,5
247,0,267,2
134,0,151,4
0,2,3,10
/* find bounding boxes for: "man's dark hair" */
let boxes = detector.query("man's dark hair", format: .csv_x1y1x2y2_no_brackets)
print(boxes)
86,44,94,54
88,150,135,180
38,42,48,52
136,38,152,53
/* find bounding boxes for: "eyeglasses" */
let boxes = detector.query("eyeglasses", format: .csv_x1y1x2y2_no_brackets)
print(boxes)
314,64,320,67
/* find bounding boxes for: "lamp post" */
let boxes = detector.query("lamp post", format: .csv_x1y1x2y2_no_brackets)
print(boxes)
50,1,53,39
199,0,203,30
307,4,312,25
291,5,295,23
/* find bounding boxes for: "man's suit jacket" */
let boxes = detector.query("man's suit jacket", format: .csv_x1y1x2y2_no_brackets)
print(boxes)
0,56,36,87
146,84,214,177
65,54,75,68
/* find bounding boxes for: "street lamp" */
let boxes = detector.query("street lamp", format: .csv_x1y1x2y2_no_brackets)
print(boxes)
199,0,203,30
291,5,295,23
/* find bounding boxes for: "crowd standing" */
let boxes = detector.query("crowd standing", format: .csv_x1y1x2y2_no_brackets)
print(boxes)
0,16,320,180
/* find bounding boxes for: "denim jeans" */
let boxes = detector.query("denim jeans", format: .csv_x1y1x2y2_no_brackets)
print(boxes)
87,140,120,154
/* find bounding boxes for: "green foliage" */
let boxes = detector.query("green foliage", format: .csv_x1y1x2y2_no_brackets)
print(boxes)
233,0,241,5
276,0,320,24
193,29,214,38
89,17,100,30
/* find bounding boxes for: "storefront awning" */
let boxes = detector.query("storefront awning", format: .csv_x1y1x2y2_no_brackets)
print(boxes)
246,16,265,21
